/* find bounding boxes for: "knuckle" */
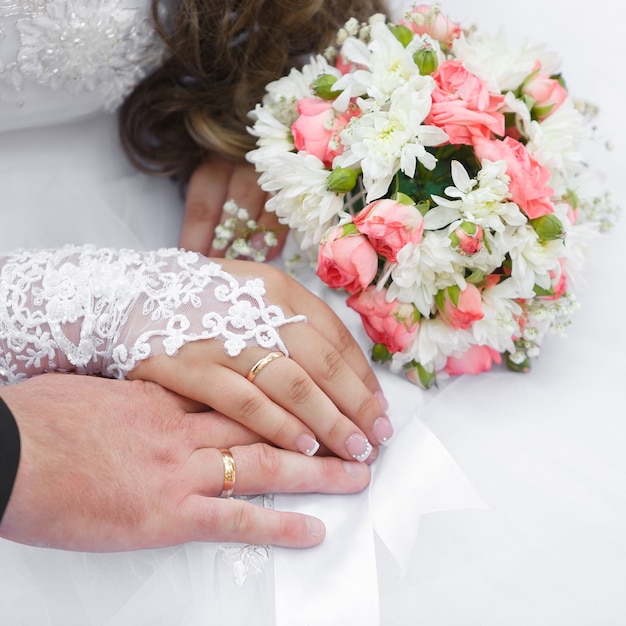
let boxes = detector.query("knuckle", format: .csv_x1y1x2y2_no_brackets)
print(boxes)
267,419,291,445
228,501,255,536
319,348,344,382
184,199,214,222
325,417,344,441
287,374,314,405
334,323,355,354
356,393,379,420
253,443,282,481
236,392,265,422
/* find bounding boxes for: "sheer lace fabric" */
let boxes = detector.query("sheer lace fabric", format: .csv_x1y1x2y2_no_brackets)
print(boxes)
0,245,306,385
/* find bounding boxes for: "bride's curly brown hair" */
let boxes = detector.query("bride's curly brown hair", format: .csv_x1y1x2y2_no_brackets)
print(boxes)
119,0,388,185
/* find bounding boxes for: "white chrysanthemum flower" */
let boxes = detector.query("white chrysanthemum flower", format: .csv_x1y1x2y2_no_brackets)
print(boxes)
263,56,341,120
504,224,564,297
426,159,525,231
336,75,447,200
350,21,425,105
257,152,344,248
393,317,473,373
247,104,295,167
387,231,463,316
524,99,587,196
470,279,522,352
452,28,561,93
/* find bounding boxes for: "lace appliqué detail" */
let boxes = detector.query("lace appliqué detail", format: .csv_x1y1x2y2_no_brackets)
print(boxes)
0,245,306,385
219,495,273,586
0,0,166,110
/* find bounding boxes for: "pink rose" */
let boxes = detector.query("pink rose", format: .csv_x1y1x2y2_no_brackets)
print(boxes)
401,5,462,49
353,199,424,262
347,286,420,354
436,283,484,329
473,136,555,219
449,221,484,256
291,98,357,167
426,60,505,145
522,68,568,121
445,344,502,376
316,224,379,294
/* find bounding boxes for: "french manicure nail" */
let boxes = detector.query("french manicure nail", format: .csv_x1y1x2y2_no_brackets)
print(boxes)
296,434,320,456
374,389,389,412
373,416,394,445
346,434,373,462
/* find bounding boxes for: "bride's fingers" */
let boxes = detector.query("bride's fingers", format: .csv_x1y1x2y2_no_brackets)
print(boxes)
224,163,267,222
218,258,386,401
208,162,268,258
243,351,377,462
251,209,288,261
138,350,324,457
180,158,233,255
279,323,393,448
281,279,384,397
133,343,375,461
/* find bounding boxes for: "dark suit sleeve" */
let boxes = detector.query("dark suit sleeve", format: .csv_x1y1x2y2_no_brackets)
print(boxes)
0,396,20,524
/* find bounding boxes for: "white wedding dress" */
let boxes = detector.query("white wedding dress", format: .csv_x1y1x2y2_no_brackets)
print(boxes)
2,1,626,625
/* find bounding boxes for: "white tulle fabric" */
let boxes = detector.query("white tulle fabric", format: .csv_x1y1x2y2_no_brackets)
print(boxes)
0,244,304,385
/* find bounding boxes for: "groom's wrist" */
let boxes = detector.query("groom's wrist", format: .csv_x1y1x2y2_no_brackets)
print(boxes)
0,395,20,524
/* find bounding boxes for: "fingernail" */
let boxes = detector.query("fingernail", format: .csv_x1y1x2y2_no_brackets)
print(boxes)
372,416,394,445
346,434,373,462
249,232,267,250
306,516,325,539
342,460,369,479
375,389,389,412
296,434,320,456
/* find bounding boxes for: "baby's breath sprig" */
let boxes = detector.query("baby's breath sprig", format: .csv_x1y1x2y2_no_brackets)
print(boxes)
577,192,621,234
211,199,279,262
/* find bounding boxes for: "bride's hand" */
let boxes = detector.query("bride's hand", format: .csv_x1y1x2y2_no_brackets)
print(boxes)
180,157,287,260
0,373,370,551
130,258,393,463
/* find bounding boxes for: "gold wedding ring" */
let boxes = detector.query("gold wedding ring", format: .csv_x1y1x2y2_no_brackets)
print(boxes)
246,351,285,383
219,448,236,498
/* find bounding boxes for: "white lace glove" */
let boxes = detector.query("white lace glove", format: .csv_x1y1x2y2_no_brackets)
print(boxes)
0,244,305,385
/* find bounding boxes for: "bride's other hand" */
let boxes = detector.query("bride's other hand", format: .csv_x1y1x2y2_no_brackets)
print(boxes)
180,157,287,260
130,258,393,463
0,373,370,552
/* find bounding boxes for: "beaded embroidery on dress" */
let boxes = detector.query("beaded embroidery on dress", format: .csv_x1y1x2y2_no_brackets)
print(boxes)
0,0,165,109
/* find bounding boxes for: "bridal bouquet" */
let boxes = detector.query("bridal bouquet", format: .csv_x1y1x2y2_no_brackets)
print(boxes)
246,4,618,388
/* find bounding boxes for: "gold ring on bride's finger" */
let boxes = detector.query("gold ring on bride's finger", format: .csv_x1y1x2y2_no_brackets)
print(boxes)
219,449,236,498
246,351,285,383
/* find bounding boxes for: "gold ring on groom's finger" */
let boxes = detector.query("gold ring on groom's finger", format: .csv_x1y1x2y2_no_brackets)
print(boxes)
246,351,285,383
219,449,236,498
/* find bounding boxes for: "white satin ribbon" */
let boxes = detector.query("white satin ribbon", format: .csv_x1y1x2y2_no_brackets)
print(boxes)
274,488,378,625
